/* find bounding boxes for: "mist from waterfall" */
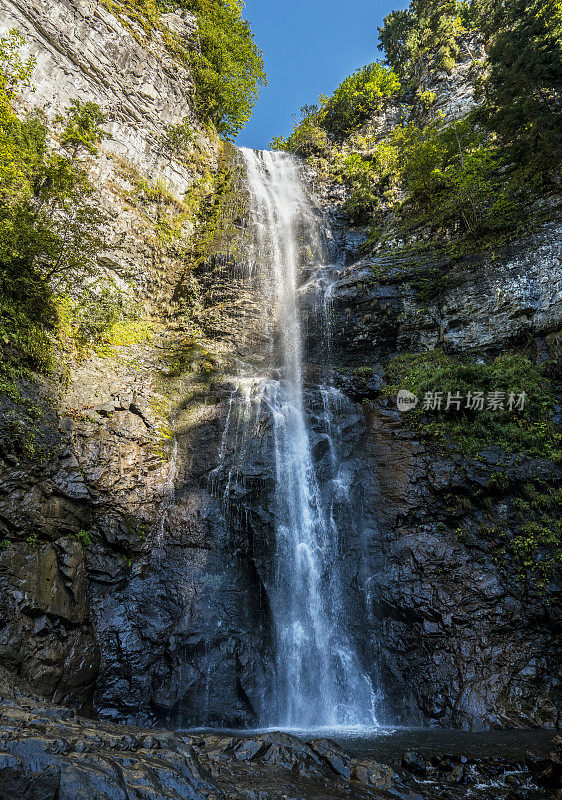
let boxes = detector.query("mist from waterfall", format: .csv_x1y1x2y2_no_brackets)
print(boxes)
234,148,378,730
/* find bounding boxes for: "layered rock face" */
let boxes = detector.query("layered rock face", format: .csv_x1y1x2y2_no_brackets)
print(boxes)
0,0,270,725
330,221,562,364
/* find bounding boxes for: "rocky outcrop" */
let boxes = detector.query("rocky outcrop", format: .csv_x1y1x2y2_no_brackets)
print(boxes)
0,0,199,193
0,0,220,311
413,33,486,123
360,406,561,729
329,219,562,365
0,0,270,725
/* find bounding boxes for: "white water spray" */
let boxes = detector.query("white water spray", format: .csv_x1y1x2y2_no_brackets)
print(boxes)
238,148,378,729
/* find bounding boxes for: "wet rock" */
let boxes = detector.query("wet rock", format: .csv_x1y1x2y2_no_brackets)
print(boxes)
307,738,352,779
229,738,269,761
526,736,562,798
402,751,429,777
350,759,394,788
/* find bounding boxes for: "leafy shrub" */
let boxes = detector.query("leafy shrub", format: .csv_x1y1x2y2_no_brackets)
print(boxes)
0,33,107,391
335,146,399,221
353,114,520,237
385,350,560,460
378,0,469,78
59,100,108,156
0,29,35,98
76,529,93,548
159,118,194,163
320,62,401,138
162,0,266,138
271,108,330,157
272,62,400,155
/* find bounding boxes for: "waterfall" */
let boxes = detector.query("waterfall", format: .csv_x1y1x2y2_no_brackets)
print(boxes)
234,148,378,730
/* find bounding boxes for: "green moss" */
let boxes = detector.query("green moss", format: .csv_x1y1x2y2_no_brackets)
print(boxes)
164,339,199,378
479,479,562,593
354,366,374,379
95,318,155,356
386,350,561,460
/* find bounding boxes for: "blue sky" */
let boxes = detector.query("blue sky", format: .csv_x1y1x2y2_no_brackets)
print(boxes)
236,0,407,150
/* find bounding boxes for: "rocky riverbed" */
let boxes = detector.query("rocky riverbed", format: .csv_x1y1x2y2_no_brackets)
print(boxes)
0,668,560,800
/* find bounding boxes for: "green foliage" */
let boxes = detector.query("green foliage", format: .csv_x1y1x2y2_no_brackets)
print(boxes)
392,116,518,232
0,32,41,208
56,288,131,354
0,29,35,99
0,41,106,286
76,529,93,548
0,34,106,395
59,100,108,156
0,293,54,395
378,0,562,176
338,114,520,236
386,350,560,460
484,481,562,592
320,62,401,138
378,0,470,78
335,139,400,221
271,109,330,157
95,318,155,356
159,118,194,164
182,0,267,138
274,64,400,153
476,0,562,175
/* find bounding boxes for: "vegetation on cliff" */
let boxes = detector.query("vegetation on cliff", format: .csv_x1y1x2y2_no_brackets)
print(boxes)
379,0,562,176
0,32,108,394
0,0,267,394
384,350,561,590
275,0,561,239
177,0,267,138
271,63,401,153
385,350,560,462
102,0,267,138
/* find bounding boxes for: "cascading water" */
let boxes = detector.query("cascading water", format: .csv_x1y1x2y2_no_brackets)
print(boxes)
216,148,378,730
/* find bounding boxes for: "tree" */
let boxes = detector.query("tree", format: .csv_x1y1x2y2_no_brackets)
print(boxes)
270,105,330,156
0,29,35,98
320,62,401,138
0,32,106,340
378,0,468,77
175,0,267,138
477,0,562,174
